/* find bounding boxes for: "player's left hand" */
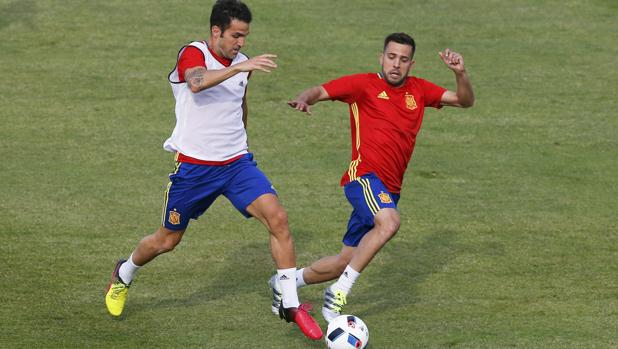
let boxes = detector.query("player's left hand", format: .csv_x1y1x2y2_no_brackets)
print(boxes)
439,49,466,73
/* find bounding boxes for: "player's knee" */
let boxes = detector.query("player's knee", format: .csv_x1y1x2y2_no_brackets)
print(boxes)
160,235,181,252
267,208,290,235
387,216,401,235
153,229,183,253
375,212,400,242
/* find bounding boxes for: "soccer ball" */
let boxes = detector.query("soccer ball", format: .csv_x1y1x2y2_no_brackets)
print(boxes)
325,315,369,349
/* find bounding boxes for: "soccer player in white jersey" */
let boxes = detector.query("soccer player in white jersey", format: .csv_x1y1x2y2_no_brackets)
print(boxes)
105,0,322,340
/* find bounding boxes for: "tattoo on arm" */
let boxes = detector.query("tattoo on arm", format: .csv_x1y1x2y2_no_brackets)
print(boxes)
185,67,207,91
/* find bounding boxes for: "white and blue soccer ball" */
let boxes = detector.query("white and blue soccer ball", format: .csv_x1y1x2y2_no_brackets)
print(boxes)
325,315,369,349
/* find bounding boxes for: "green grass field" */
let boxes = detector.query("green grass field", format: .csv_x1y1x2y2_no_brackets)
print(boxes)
1,0,616,348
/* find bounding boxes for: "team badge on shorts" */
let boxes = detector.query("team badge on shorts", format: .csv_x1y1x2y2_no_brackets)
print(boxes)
405,93,417,110
168,210,181,225
378,191,393,204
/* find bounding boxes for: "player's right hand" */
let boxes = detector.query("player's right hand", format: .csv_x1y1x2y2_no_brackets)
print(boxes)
287,100,312,115
241,54,278,73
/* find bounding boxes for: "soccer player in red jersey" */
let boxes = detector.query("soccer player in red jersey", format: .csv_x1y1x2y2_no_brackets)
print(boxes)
270,32,474,322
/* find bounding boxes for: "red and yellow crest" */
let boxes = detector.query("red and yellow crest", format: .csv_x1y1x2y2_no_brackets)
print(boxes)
405,93,417,110
378,191,393,204
168,210,181,225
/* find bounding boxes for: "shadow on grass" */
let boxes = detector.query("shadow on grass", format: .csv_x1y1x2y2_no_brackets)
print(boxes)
101,236,327,347
356,230,461,317
128,240,273,313
125,227,504,324
356,230,505,318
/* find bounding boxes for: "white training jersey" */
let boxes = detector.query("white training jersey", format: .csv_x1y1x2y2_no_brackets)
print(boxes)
164,41,250,162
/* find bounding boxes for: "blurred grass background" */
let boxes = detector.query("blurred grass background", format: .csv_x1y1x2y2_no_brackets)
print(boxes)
1,0,616,348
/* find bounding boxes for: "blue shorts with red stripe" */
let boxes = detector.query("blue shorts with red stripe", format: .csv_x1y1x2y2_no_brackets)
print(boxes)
343,173,400,247
162,153,276,231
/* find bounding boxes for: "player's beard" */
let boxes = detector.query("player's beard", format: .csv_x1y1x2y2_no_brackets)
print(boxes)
219,44,240,60
229,46,241,58
382,69,407,87
388,76,406,87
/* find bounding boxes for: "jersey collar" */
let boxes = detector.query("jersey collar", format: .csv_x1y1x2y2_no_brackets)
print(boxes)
378,72,409,90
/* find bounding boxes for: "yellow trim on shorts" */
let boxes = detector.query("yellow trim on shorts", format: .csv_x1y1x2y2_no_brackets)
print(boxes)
161,181,173,225
358,177,380,215
161,160,182,225
171,156,181,175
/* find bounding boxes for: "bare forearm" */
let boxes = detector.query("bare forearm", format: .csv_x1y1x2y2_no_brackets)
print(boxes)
297,86,327,105
454,71,474,107
185,66,242,93
288,85,329,114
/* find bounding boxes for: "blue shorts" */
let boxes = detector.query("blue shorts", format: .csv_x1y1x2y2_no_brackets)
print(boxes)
161,153,277,231
342,173,400,247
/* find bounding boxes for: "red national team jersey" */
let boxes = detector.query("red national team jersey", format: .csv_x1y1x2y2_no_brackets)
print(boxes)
177,44,233,81
177,46,206,82
322,73,446,193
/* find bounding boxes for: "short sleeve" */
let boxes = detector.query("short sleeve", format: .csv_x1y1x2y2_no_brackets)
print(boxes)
178,46,206,82
322,74,367,104
417,78,447,109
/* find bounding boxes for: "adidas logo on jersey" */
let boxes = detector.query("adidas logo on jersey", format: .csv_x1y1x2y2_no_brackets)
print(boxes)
377,91,389,100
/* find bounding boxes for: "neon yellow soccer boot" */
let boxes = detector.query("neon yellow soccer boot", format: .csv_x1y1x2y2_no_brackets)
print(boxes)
322,285,347,323
105,259,131,316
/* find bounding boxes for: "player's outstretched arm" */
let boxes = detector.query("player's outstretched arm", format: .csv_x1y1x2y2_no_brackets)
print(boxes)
185,54,278,93
438,48,475,108
287,86,330,115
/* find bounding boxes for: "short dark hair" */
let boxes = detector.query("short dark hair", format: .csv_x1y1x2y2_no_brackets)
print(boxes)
210,0,252,33
384,32,416,58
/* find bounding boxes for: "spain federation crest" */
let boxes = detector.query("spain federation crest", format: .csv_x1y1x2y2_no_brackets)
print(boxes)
168,210,181,225
378,191,393,204
405,93,417,110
